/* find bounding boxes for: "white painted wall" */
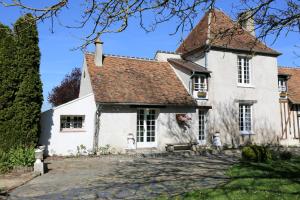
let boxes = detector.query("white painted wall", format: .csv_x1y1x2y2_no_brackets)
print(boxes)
97,106,199,152
170,64,192,92
155,52,181,61
39,94,97,156
190,49,281,145
79,57,93,97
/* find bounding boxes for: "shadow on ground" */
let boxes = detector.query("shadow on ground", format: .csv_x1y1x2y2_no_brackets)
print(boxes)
8,154,238,199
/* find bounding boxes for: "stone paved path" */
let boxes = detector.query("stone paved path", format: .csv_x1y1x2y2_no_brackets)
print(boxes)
8,154,238,199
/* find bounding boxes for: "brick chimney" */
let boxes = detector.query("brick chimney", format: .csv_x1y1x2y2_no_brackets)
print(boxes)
238,11,255,37
94,38,103,66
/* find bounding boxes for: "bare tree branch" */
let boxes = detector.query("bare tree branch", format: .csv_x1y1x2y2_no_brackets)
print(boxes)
0,0,299,50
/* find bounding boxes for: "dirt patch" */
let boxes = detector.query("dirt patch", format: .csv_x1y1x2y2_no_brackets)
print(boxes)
0,171,39,193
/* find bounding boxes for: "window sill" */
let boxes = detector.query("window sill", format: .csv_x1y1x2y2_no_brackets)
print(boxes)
60,129,85,133
237,84,255,89
240,131,254,135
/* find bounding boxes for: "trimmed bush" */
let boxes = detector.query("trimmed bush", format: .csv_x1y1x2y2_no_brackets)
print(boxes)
242,145,272,163
242,146,257,161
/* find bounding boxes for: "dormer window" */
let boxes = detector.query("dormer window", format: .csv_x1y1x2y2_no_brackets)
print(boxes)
278,77,287,93
193,75,208,99
278,76,288,99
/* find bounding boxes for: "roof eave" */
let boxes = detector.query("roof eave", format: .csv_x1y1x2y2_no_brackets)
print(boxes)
181,44,281,58
95,101,197,107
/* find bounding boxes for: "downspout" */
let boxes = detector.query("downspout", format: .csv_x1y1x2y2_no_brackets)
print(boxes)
93,104,103,154
204,51,208,68
189,71,196,95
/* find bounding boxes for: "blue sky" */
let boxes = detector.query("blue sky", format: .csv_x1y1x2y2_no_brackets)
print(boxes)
0,1,299,111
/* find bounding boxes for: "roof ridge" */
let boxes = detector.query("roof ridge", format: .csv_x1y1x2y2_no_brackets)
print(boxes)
279,66,300,70
85,52,159,62
156,50,179,55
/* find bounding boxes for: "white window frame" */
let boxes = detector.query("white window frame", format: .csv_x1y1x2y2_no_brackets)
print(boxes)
237,56,251,86
60,115,85,132
193,75,208,99
278,77,287,93
198,110,207,145
136,109,158,148
239,104,253,135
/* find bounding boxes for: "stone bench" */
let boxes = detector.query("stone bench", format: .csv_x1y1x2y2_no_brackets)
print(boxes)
165,142,198,152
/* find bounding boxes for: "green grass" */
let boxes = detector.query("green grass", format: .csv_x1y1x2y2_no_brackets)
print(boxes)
179,157,300,200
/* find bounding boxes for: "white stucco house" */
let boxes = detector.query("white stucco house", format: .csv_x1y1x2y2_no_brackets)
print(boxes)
40,9,300,156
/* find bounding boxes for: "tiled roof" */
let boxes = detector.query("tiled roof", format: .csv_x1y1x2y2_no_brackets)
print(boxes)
167,58,211,73
278,67,300,104
85,54,196,106
176,9,280,56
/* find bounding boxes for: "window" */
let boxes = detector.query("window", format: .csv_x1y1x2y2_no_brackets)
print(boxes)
137,109,156,147
278,77,287,93
238,56,251,85
193,75,208,99
194,75,208,92
60,115,84,131
239,104,252,134
199,111,207,143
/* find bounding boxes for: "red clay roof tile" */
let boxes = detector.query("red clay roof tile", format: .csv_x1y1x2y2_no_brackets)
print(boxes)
177,9,280,56
278,67,300,104
85,54,196,106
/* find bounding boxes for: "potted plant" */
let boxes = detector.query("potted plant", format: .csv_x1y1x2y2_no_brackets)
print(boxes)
197,91,207,98
280,92,287,98
176,114,192,127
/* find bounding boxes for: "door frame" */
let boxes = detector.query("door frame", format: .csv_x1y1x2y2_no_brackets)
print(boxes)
198,109,208,145
136,108,159,148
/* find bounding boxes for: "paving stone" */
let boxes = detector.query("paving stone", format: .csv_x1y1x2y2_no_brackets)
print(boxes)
8,154,238,199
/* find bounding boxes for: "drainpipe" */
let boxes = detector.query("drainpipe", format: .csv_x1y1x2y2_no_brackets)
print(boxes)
204,51,208,68
189,71,196,95
93,104,103,154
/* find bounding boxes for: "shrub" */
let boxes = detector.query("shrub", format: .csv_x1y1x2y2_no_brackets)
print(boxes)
242,145,272,163
242,146,257,161
280,151,292,160
0,150,10,173
8,146,35,167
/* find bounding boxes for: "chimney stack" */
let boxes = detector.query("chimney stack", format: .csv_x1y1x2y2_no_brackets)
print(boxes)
94,38,103,66
238,11,255,37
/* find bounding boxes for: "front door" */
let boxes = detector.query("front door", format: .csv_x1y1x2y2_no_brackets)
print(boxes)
198,110,207,145
137,109,157,148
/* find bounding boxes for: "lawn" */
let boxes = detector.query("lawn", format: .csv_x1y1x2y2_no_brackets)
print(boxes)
180,156,300,200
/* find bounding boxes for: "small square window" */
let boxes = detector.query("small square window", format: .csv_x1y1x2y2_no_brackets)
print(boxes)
60,115,85,131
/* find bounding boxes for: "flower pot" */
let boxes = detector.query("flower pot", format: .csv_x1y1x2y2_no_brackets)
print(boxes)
197,91,207,98
280,92,287,98
35,149,43,160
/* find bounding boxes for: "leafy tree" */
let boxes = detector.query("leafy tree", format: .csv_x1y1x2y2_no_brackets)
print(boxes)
12,14,43,149
48,67,81,107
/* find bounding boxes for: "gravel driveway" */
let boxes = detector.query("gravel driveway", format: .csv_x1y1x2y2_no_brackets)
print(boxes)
8,153,237,199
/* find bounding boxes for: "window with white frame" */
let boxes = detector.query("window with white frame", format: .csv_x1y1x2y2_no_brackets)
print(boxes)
278,77,287,93
199,111,206,142
60,115,84,131
239,104,252,134
238,56,251,85
193,75,208,99
194,75,208,92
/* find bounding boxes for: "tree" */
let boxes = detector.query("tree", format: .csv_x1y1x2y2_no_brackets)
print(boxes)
0,23,18,151
48,67,81,107
12,14,43,148
0,0,299,48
